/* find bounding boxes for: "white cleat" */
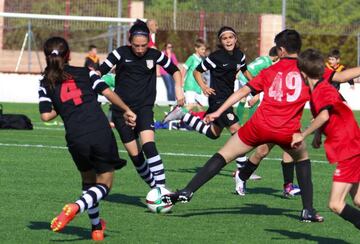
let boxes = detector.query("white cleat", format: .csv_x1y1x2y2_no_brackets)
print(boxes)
163,106,185,123
233,170,246,196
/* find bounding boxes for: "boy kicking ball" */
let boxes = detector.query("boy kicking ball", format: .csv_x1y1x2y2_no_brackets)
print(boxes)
294,48,360,230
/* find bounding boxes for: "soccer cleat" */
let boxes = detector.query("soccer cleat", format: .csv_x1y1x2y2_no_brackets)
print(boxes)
283,183,301,197
91,219,106,241
50,203,79,232
300,209,324,223
162,106,185,123
233,170,246,196
161,189,193,205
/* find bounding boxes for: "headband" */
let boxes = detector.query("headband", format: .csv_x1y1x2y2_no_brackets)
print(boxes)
218,30,236,39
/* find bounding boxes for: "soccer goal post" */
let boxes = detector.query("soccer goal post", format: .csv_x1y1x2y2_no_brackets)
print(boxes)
0,12,144,73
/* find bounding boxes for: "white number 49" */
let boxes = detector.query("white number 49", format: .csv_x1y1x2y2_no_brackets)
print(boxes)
269,71,302,102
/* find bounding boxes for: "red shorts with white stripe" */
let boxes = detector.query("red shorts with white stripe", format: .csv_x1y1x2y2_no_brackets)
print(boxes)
333,155,360,183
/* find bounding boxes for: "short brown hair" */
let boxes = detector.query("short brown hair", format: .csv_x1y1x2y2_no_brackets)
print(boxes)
298,48,325,79
194,38,206,48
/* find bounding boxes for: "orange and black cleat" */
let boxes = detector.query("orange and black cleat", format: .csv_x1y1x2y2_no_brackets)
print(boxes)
50,203,79,232
91,219,106,241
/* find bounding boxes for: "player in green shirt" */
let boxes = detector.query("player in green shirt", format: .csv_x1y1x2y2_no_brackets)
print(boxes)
236,46,278,124
182,39,207,111
102,73,116,127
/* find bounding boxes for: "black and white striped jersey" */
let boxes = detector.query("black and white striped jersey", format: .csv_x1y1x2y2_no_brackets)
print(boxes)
196,48,247,105
99,46,179,111
38,65,110,139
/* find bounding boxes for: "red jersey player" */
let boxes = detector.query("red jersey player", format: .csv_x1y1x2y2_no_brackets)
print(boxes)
293,48,360,230
162,29,323,222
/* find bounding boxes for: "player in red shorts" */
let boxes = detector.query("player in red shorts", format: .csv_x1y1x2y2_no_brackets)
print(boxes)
162,29,324,222
292,48,360,230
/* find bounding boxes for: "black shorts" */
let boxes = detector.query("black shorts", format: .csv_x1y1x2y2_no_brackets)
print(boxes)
205,101,239,129
67,128,126,174
112,106,154,143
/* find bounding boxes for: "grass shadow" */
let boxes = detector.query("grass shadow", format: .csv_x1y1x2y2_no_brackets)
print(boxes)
27,221,89,242
266,229,352,244
171,203,298,220
104,193,146,208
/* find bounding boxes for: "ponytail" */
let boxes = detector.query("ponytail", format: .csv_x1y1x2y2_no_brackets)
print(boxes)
42,37,70,89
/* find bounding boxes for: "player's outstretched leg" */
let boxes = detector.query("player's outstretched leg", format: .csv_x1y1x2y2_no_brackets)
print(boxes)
163,134,254,205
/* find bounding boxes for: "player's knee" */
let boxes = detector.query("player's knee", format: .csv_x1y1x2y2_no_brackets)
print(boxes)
353,197,360,208
254,147,269,160
328,200,344,214
206,128,220,140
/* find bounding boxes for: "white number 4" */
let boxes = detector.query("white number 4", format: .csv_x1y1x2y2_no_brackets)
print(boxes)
269,71,302,102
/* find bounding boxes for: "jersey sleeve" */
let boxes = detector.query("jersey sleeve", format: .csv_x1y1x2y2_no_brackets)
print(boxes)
183,56,193,70
38,81,53,113
239,53,248,73
196,53,217,73
156,50,179,75
246,70,265,94
89,70,109,94
313,85,339,113
99,47,122,75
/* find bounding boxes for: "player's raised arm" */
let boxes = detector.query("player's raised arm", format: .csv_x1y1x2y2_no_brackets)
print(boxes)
332,66,360,83
99,48,122,76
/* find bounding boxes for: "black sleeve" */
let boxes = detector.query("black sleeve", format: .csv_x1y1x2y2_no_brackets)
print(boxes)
38,82,53,113
239,53,248,72
156,51,179,75
196,54,217,73
84,58,93,68
89,70,109,94
319,105,333,113
99,47,122,75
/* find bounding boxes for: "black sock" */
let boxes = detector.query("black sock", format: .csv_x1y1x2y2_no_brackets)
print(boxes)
236,155,247,170
184,153,226,193
339,204,360,230
295,159,313,210
238,159,258,181
282,161,295,185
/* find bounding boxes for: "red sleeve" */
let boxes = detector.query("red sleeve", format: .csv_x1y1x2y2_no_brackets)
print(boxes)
246,70,265,94
323,68,335,83
313,84,339,113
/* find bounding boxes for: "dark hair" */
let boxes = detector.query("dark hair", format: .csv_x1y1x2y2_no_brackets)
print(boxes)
274,29,301,54
328,48,340,59
268,46,277,57
216,26,238,49
129,19,150,42
194,38,206,48
42,36,70,89
88,44,97,51
297,48,325,79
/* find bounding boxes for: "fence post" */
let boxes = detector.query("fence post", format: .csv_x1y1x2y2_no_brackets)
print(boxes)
358,33,360,66
28,21,32,73
108,25,113,53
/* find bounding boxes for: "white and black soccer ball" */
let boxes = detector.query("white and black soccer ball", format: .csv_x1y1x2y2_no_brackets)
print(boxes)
146,186,173,213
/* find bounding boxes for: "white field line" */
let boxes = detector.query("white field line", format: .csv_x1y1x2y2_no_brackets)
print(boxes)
0,142,328,164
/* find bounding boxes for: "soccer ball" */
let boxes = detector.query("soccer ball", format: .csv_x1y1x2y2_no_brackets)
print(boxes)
146,186,173,213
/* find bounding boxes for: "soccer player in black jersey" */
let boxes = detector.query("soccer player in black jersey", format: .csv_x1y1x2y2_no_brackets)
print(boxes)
99,20,184,189
39,37,136,241
163,26,257,193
